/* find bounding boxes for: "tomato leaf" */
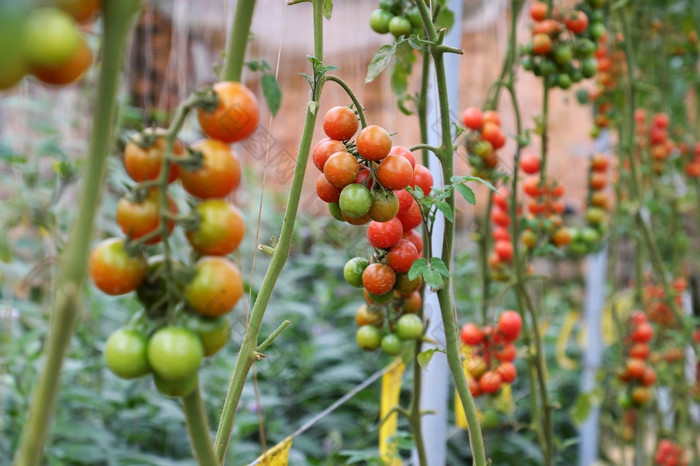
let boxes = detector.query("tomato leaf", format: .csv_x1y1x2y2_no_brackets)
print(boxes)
436,200,454,223
417,347,445,369
323,0,333,19
408,258,428,280
422,269,443,290
454,183,476,205
569,393,593,425
430,258,450,277
434,7,455,32
261,73,282,117
366,43,397,83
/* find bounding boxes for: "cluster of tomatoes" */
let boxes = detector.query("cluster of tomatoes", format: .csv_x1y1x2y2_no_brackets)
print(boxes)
313,106,431,354
521,174,571,250
90,81,260,397
489,188,515,281
635,109,676,174
460,311,523,398
617,311,656,409
520,1,603,89
587,34,625,137
368,0,422,39
461,107,506,180
0,1,100,91
679,141,700,178
643,277,686,326
569,153,611,255
654,439,689,466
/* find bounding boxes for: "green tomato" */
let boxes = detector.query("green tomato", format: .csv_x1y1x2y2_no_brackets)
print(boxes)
381,333,403,356
147,326,203,381
581,227,601,244
356,325,382,351
570,68,583,83
540,59,557,76
388,16,412,38
194,316,232,357
344,257,369,288
482,409,500,428
369,189,399,222
328,202,345,222
406,7,423,28
369,9,393,34
581,57,598,78
589,22,606,41
576,38,596,58
394,272,422,294
367,290,394,304
521,56,535,71
396,314,424,340
557,74,572,89
339,183,372,219
23,8,80,67
553,45,573,65
154,372,198,397
586,207,606,224
104,328,150,379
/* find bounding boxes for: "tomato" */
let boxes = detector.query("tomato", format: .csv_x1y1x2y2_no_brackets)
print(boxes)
104,328,150,379
395,189,414,214
653,112,670,129
492,227,511,242
498,310,522,341
186,199,245,256
185,257,243,317
365,289,393,305
339,183,372,218
401,291,422,313
402,229,423,255
460,323,483,346
324,151,360,188
323,106,359,141
586,207,606,225
356,305,384,327
356,125,392,161
316,174,342,203
124,129,184,184
396,198,423,230
589,172,607,191
494,240,513,262
180,139,241,199
630,322,654,343
582,57,598,78
554,44,573,66
377,155,413,190
482,110,501,126
147,326,203,381
641,367,657,387
394,272,422,294
312,138,346,171
532,33,553,55
523,177,542,197
356,325,382,351
386,238,419,273
467,357,487,379
355,167,374,189
481,123,505,150
89,238,147,295
494,343,517,362
625,358,646,379
565,11,588,35
369,9,393,34
396,314,423,340
389,16,412,38
552,227,571,247
410,164,434,195
343,211,372,225
54,0,101,23
24,8,80,67
369,189,399,222
496,362,517,383
362,263,396,295
631,386,650,405
473,140,493,159
462,107,484,130
520,153,540,174
31,33,92,86
367,218,403,249
389,146,416,169
194,316,231,357
530,1,548,21
116,190,177,245
344,257,369,288
468,377,482,397
479,371,503,394
197,81,259,143
521,229,537,248
154,372,198,397
381,333,403,355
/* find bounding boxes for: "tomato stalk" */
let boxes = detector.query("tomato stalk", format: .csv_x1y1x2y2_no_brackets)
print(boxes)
213,0,325,461
325,75,367,128
413,2,487,465
13,1,142,464
182,386,218,465
220,0,258,83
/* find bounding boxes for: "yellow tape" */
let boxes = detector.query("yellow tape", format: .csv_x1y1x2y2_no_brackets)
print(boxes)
556,311,580,371
252,436,292,466
455,345,485,429
577,289,635,347
380,359,405,465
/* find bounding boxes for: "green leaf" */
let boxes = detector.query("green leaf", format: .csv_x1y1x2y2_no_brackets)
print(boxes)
569,393,593,425
407,185,424,200
261,73,282,117
430,258,450,277
436,200,454,222
423,269,443,290
408,258,428,280
323,0,333,19
451,175,499,194
454,183,476,205
434,7,455,32
366,44,397,83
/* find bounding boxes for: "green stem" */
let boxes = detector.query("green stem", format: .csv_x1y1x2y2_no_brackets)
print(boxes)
13,2,141,465
325,75,367,128
479,192,493,324
220,0,258,82
417,47,431,165
409,339,428,466
256,320,291,352
213,0,325,461
182,385,218,465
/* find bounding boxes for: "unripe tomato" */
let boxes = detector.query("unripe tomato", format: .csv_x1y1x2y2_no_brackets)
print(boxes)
0,3,28,91
345,257,369,288
369,9,393,34
552,227,572,247
388,16,412,38
377,154,413,190
324,151,360,188
323,106,359,141
386,238,419,273
362,263,396,295
369,189,399,222
479,371,503,394
104,328,150,379
186,199,245,256
339,183,372,218
31,34,92,86
356,125,392,161
185,257,243,317
356,325,382,351
462,107,483,130
394,272,422,294
532,33,553,55
24,8,80,67
116,190,177,245
498,310,523,341
410,164,434,195
328,202,344,221
312,138,346,171
194,316,231,357
180,139,241,199
147,326,203,381
356,305,384,327
467,356,487,379
460,323,484,346
396,314,424,340
124,129,185,184
381,333,403,355
197,81,259,143
631,386,650,405
89,238,147,295
54,0,102,23
367,218,403,249
154,372,198,397
343,211,372,225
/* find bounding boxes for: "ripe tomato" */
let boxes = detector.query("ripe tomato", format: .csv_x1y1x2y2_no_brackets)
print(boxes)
377,155,413,190
397,198,423,230
316,174,342,203
479,371,503,394
89,238,147,295
197,81,259,143
481,123,504,149
520,153,540,174
641,367,657,387
55,0,101,23
653,112,670,129
461,323,484,346
339,183,372,218
468,377,482,397
589,172,607,190
367,218,403,249
402,229,423,255
494,240,513,262
552,227,571,247
323,106,359,141
498,310,522,341
345,257,370,288
523,177,542,197
116,190,177,245
491,208,510,228
147,326,203,381
395,189,414,215
389,145,416,169
324,151,360,188
628,343,650,360
410,164,434,195
124,129,184,184
180,139,241,199
381,333,403,356
625,358,646,379
356,125,392,161
462,107,483,130
532,33,553,54
495,343,517,362
154,372,198,397
369,189,399,222
104,328,150,379
530,1,548,21
194,316,231,357
492,227,511,242
185,257,243,317
565,11,588,35
356,325,382,350
31,34,92,86
630,322,654,343
24,8,80,67
356,305,384,327
312,138,346,171
396,314,424,340
493,188,509,210
482,110,501,126
186,199,245,256
386,239,419,273
401,291,422,313
362,263,396,295
496,362,517,383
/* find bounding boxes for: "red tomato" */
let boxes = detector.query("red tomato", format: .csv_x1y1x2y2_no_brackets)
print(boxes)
323,151,360,188
653,112,670,129
362,263,396,295
462,107,483,130
186,199,245,256
491,208,511,228
316,174,342,203
180,139,241,199
397,198,423,230
520,153,540,174
395,189,415,215
410,164,434,195
530,1,548,21
482,110,501,126
496,362,517,383
389,145,416,169
356,125,392,161
493,188,509,210
402,229,424,255
492,227,511,242
461,323,484,346
197,81,259,143
631,322,654,343
116,190,177,245
498,310,522,341
565,11,588,35
312,138,346,171
124,129,184,184
386,239,419,273
625,358,646,379
89,238,147,295
494,343,517,362
590,154,610,172
323,106,359,141
494,240,513,262
367,218,403,249
523,177,543,197
184,257,243,317
32,34,92,86
479,371,503,394
377,155,414,190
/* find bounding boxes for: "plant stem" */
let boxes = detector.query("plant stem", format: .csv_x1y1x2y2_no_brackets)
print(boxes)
479,192,493,324
220,0,258,82
325,75,367,128
213,0,325,461
13,2,141,465
409,339,428,466
182,385,218,465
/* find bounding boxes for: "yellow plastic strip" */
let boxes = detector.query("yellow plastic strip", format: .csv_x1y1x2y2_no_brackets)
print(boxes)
380,358,405,465
251,436,292,466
